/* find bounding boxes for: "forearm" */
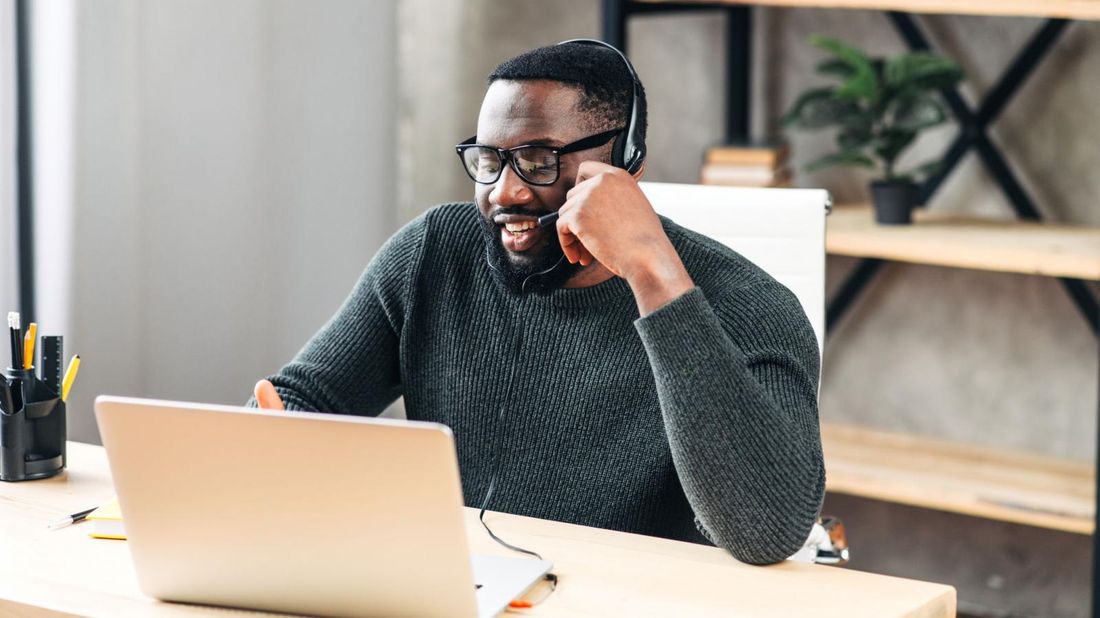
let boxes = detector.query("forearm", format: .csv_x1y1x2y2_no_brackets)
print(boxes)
247,213,426,414
247,301,401,415
634,288,824,564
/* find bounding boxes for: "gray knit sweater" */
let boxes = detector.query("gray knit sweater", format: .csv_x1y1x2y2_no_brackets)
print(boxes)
259,202,824,564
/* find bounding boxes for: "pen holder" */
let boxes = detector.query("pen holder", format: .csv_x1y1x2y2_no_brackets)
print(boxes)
1,367,66,481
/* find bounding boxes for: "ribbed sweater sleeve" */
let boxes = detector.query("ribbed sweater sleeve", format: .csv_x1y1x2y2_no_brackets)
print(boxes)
252,214,427,414
633,286,825,565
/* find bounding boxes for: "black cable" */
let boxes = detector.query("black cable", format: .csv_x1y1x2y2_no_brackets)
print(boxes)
477,222,565,561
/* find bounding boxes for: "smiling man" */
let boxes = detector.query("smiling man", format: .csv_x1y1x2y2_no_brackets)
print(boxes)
252,41,824,565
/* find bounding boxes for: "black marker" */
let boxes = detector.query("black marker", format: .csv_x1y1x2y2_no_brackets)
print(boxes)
7,312,21,371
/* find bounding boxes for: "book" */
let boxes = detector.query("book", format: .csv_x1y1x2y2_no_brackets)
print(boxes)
87,498,126,540
700,164,792,187
705,142,790,168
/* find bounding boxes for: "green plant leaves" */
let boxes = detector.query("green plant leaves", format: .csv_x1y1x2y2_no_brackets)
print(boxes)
892,94,947,131
885,52,964,91
874,128,918,165
806,151,876,172
782,87,861,129
810,35,880,102
838,113,875,150
785,35,964,181
914,159,944,179
815,58,856,80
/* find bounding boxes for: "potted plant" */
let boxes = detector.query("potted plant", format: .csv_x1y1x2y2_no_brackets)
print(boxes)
782,35,964,224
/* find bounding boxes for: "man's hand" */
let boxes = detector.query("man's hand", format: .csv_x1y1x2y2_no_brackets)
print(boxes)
254,379,285,411
556,161,695,315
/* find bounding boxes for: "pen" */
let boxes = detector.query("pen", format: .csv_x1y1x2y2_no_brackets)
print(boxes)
23,322,37,370
61,355,81,402
47,506,98,530
7,312,21,370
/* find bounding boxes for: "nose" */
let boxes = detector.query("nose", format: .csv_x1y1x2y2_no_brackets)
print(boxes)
489,162,533,207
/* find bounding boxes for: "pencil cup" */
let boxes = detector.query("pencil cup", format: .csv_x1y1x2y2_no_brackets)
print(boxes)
1,367,67,481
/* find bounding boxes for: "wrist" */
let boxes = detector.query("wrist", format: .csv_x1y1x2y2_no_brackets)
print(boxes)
624,245,695,316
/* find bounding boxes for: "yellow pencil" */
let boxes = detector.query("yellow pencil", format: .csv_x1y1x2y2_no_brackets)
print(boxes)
23,323,37,370
61,355,81,402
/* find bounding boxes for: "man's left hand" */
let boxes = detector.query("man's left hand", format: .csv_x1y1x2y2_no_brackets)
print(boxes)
556,161,695,315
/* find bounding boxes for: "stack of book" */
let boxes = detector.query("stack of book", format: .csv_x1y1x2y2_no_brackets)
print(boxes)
700,142,791,188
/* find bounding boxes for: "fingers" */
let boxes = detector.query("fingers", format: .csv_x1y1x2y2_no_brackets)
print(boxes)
557,221,595,267
559,229,582,263
574,160,618,184
254,379,285,411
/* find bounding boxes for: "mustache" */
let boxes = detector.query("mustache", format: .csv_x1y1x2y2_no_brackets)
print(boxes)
486,206,553,219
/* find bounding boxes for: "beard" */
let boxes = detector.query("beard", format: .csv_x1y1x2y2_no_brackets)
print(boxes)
479,210,578,295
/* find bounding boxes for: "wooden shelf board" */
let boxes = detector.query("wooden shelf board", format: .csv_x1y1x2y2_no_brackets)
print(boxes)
822,423,1096,534
825,205,1100,281
635,0,1100,20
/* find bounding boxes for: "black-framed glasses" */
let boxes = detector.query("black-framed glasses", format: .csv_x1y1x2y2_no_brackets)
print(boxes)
455,127,622,186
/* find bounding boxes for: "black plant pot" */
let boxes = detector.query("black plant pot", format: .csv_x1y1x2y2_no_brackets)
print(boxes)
870,179,921,225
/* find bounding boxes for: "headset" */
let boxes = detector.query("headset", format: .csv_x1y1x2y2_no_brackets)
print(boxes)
531,38,646,232
477,40,647,573
556,38,646,175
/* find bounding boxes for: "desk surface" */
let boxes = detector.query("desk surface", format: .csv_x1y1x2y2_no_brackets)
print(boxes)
0,442,956,617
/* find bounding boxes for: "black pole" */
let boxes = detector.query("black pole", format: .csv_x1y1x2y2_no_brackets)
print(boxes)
826,259,885,332
15,0,35,323
725,5,752,143
602,0,627,49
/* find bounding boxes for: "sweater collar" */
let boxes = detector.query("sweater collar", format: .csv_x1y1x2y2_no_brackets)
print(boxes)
479,246,634,311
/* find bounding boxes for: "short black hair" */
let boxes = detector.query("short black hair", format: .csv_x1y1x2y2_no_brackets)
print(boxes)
488,42,647,141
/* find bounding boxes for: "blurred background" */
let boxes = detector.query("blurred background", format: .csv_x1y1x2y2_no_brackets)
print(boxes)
1,1,1097,615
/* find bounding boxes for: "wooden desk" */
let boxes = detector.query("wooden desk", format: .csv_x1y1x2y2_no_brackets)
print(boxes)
0,443,956,617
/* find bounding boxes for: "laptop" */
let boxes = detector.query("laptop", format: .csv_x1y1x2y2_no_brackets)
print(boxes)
94,395,552,617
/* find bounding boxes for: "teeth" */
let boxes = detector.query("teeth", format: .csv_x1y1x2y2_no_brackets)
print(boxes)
504,221,537,233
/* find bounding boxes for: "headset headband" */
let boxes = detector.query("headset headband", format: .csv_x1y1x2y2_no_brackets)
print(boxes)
556,38,646,174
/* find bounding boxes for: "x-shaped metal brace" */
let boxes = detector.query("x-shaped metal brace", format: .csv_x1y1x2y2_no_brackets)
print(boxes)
828,14,1099,337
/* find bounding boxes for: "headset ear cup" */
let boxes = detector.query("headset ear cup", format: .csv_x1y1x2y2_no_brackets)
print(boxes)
610,131,628,170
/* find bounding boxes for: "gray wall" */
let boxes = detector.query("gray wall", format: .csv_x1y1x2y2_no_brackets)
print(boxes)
401,2,1099,462
68,0,397,443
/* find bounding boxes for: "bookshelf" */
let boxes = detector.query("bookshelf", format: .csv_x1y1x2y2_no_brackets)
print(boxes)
827,205,1100,281
822,423,1095,534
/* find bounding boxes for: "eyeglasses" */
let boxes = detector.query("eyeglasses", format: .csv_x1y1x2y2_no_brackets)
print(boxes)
455,128,622,186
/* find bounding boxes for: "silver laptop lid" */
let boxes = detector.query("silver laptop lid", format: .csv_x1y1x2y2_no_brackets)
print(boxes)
95,395,480,618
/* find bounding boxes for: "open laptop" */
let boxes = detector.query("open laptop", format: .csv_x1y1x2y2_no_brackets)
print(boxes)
94,395,552,617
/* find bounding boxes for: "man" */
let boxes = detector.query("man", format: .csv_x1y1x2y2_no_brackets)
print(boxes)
252,42,824,565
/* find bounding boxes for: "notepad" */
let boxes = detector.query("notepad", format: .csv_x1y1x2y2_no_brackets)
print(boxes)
87,498,126,540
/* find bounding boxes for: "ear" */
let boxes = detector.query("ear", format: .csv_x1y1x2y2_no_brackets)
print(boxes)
631,160,646,182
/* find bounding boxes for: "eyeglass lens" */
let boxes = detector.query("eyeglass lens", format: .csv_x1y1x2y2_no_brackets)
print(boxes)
461,146,558,185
